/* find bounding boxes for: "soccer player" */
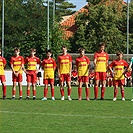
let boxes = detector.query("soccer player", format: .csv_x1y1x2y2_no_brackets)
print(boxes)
10,48,24,100
0,49,6,100
94,42,109,100
41,50,56,100
71,65,78,85
24,48,41,100
124,69,132,87
75,48,90,100
58,46,72,100
109,52,129,101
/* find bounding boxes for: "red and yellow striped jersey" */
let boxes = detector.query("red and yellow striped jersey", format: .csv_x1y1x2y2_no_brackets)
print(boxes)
0,56,6,75
109,59,129,80
10,56,24,74
94,52,109,72
76,56,90,76
42,58,56,79
58,54,72,74
25,56,40,70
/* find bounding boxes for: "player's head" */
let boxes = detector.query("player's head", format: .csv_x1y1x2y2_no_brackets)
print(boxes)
98,42,105,52
30,48,36,56
116,51,123,59
14,47,20,56
46,49,52,58
62,46,67,54
78,48,85,56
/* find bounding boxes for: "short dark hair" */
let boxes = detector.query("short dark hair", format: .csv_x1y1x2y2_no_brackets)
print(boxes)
46,49,52,54
116,51,123,56
98,42,105,47
62,46,67,49
14,47,20,52
78,48,85,53
30,48,36,52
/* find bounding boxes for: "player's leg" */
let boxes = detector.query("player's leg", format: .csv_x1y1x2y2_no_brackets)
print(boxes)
31,73,37,100
41,81,48,100
1,75,6,100
60,74,65,100
100,72,107,100
25,74,31,100
94,72,99,100
101,80,106,100
78,76,82,100
12,74,17,99
67,74,72,100
113,80,118,101
50,79,55,100
18,82,22,100
120,79,125,101
12,82,17,100
84,76,90,100
18,74,23,99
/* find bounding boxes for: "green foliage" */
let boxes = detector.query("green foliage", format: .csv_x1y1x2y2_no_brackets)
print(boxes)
70,0,133,54
0,0,75,65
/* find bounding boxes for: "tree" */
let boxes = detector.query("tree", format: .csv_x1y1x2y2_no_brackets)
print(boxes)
0,0,76,66
71,0,129,54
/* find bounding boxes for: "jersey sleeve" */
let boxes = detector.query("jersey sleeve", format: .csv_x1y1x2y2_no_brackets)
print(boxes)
53,59,56,68
86,56,90,64
10,57,13,65
24,57,28,64
37,57,41,64
106,53,109,61
109,61,114,68
21,56,24,64
94,53,97,60
124,60,129,67
3,58,6,65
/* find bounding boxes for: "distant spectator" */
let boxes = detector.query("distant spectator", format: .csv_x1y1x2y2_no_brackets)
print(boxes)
71,65,78,85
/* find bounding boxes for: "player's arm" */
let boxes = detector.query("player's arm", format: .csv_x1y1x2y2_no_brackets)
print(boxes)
122,61,129,75
53,59,56,71
69,55,72,76
57,57,60,77
10,58,15,74
3,58,6,69
23,57,28,74
108,62,115,75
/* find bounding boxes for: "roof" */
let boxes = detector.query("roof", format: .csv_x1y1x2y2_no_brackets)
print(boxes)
60,4,88,39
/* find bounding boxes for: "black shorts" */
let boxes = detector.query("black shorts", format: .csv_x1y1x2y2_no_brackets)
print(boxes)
37,72,42,77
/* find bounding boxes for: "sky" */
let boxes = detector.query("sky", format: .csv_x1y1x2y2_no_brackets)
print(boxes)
68,0,130,11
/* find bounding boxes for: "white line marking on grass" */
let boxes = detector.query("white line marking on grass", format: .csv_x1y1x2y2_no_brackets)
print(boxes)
0,110,131,119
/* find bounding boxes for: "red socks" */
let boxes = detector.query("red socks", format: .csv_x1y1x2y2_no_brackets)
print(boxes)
60,89,64,97
78,88,82,97
94,86,98,99
3,85,6,97
101,87,105,99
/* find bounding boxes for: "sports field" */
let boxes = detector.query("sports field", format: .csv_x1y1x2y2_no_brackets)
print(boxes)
0,86,133,133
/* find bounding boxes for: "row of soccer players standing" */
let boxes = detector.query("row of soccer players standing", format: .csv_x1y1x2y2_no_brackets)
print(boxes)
0,42,133,101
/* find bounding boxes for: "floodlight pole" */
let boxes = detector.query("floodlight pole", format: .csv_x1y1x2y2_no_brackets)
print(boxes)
127,0,129,61
2,0,4,57
47,0,50,50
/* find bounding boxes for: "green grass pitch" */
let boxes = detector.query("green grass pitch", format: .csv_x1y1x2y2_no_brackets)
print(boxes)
0,86,133,133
